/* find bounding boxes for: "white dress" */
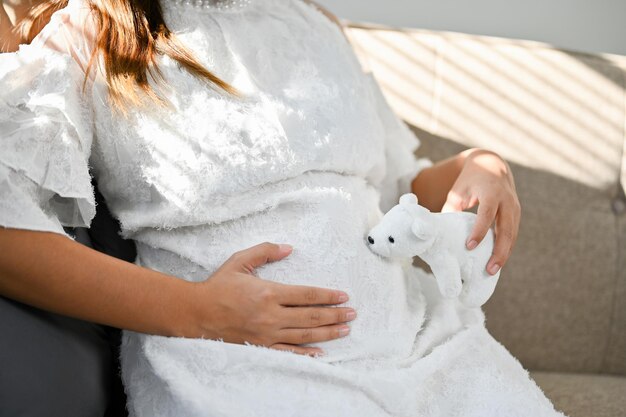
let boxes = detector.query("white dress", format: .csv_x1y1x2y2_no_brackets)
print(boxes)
0,1,564,416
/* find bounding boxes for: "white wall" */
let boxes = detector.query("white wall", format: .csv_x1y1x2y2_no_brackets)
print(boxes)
317,0,626,56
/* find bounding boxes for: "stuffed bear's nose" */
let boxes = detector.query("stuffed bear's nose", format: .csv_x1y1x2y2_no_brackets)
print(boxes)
367,236,375,244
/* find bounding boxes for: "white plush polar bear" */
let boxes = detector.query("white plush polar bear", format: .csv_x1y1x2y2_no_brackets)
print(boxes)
367,193,500,308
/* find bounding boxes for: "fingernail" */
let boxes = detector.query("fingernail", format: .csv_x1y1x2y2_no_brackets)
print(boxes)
346,310,357,321
278,244,292,253
488,263,500,275
313,350,325,357
339,325,350,336
467,240,478,250
338,293,349,303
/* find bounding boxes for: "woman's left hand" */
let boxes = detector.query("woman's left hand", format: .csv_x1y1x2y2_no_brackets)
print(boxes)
441,149,521,275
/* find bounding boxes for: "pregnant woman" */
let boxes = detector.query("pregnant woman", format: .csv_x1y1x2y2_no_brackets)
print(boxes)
0,0,561,416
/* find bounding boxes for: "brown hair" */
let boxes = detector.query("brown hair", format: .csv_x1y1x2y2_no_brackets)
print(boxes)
16,0,237,109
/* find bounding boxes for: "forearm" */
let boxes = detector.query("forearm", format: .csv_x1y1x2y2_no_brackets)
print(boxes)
0,228,192,336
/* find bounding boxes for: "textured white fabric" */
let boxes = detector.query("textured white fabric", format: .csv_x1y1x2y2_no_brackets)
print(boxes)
368,194,500,308
0,0,563,416
0,0,96,233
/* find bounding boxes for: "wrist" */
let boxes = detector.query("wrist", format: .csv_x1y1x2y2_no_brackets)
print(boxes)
462,148,511,178
158,278,203,338
164,278,225,340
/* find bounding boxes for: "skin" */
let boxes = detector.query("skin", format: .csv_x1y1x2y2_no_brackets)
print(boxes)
1,0,57,53
0,232,355,356
0,1,520,356
0,0,19,52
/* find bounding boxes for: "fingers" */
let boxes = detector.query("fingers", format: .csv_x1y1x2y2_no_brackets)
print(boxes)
280,306,356,328
441,189,466,213
269,344,324,357
442,186,480,213
278,324,350,345
466,198,498,250
486,201,520,275
275,283,349,306
225,242,293,274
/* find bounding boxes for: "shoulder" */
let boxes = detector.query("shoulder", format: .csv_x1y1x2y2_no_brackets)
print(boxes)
300,1,344,31
0,4,18,53
0,0,49,52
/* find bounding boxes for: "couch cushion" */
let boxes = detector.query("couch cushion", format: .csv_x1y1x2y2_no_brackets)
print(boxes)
606,215,626,374
531,371,626,417
412,127,620,374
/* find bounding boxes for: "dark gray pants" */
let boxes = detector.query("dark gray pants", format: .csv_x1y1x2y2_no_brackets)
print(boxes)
0,296,119,417
0,182,133,417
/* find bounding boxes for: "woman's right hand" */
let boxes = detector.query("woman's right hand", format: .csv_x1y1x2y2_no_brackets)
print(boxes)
184,242,356,357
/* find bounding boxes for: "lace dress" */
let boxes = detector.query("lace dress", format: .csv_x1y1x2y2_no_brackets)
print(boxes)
0,1,564,416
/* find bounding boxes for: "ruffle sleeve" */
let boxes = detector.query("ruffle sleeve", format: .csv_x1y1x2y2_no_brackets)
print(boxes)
0,8,96,237
364,72,433,213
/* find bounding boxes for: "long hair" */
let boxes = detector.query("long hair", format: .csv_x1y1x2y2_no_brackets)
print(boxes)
16,0,237,109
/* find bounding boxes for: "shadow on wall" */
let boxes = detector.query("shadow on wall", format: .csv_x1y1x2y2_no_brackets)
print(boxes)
346,24,626,198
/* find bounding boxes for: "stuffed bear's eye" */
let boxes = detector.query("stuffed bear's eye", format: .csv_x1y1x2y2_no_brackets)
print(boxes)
388,236,395,243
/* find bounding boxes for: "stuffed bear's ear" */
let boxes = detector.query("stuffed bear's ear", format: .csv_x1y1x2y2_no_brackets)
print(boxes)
411,219,432,240
399,193,418,206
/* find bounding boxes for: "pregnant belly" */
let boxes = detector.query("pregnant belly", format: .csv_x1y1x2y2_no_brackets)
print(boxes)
133,175,425,361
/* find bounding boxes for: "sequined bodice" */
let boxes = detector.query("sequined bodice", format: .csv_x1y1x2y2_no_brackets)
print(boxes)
167,0,252,11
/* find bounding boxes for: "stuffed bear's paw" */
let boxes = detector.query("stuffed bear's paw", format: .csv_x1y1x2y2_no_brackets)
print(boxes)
439,280,463,298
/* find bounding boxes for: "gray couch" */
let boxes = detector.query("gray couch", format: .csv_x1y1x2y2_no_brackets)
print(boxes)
346,23,626,417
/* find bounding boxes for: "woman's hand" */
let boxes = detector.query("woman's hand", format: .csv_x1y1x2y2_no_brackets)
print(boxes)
0,231,353,356
441,150,521,275
185,242,355,357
